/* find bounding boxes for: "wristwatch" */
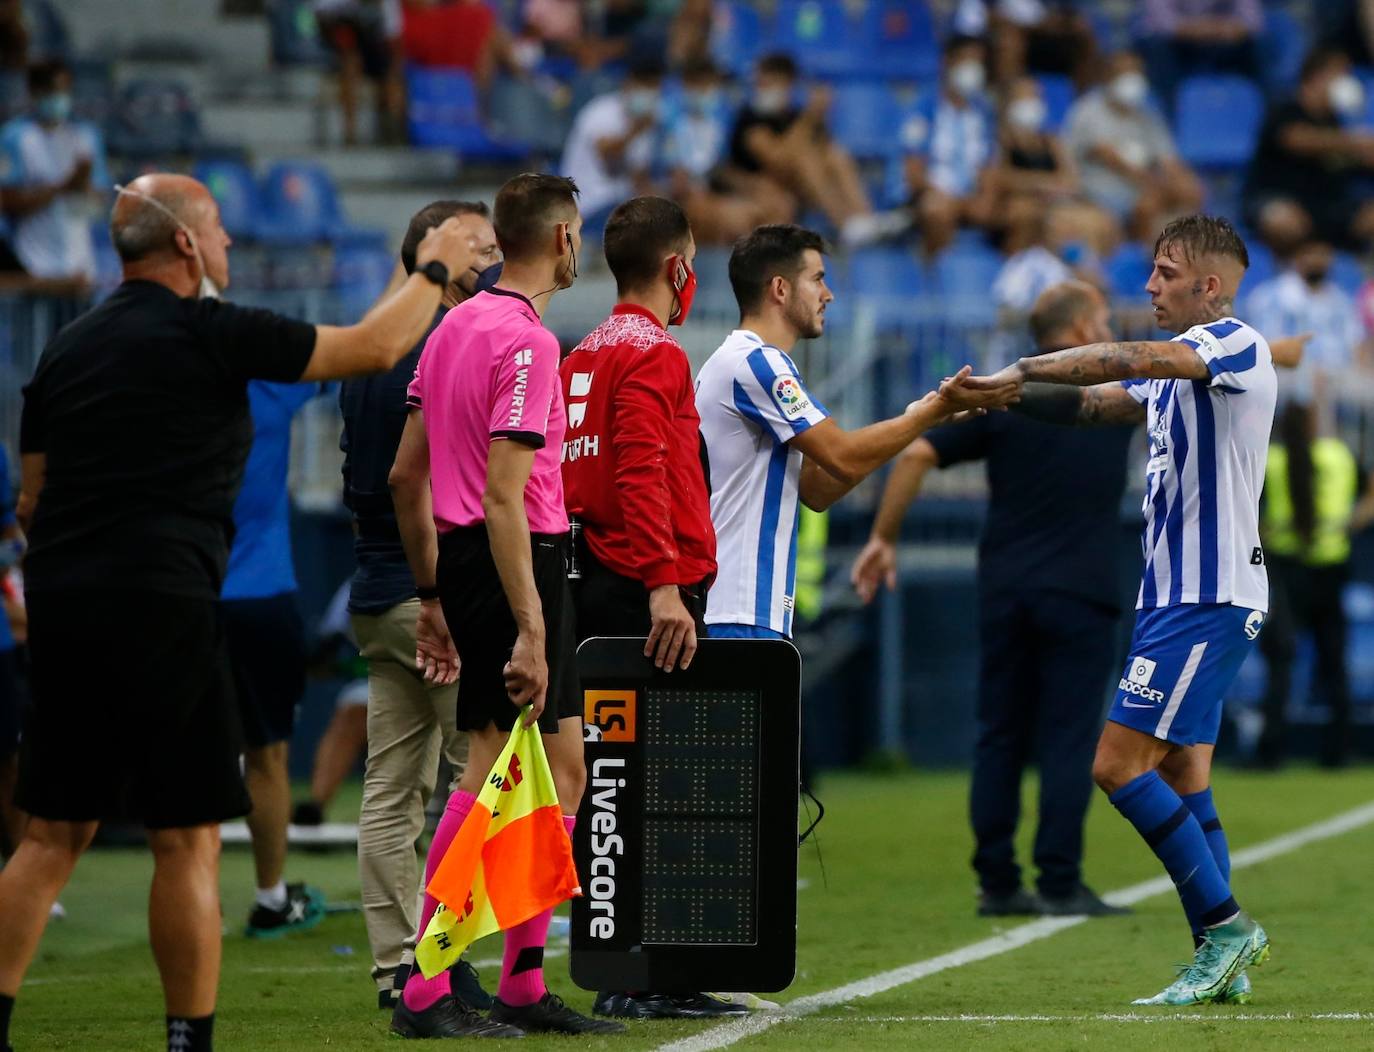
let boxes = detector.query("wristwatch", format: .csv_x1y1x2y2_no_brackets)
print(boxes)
419,260,449,288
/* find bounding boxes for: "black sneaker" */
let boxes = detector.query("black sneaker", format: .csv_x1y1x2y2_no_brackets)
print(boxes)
390,995,524,1039
291,801,325,826
976,887,1040,917
594,990,749,1019
244,883,326,938
451,957,494,1010
490,993,626,1035
1036,884,1132,917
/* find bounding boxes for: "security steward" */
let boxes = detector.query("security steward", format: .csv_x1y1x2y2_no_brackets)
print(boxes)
0,171,475,1052
558,196,738,1019
851,281,1135,919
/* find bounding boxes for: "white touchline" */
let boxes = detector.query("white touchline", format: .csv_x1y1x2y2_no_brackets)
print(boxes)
654,799,1374,1052
797,1013,1374,1023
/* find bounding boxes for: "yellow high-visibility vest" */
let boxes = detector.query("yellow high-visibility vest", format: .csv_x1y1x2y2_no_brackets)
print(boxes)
1263,438,1359,565
794,506,828,622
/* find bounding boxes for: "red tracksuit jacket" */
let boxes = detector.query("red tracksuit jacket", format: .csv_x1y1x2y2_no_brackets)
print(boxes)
559,304,716,590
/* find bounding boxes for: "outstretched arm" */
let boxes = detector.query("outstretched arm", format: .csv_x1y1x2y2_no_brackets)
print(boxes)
1010,382,1148,428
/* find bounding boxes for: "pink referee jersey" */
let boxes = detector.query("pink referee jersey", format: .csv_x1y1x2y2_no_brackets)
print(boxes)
406,288,569,535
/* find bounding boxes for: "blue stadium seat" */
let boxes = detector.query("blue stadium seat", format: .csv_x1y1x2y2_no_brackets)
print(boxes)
1034,73,1076,132
848,245,926,328
711,1,764,77
829,83,903,160
860,0,940,82
1106,242,1153,301
1241,238,1275,291
406,66,528,162
932,240,1003,324
105,78,203,158
773,0,865,80
1330,251,1365,297
193,159,261,241
1174,74,1265,170
258,161,348,244
332,244,395,322
1259,8,1308,97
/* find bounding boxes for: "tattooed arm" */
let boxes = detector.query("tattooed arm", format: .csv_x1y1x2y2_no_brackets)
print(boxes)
1016,340,1210,385
1010,382,1147,427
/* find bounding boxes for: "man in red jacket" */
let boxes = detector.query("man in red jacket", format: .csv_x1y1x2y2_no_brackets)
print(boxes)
559,197,741,1021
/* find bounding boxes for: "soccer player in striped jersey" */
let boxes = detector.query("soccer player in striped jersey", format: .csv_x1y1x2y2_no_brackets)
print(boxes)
942,215,1283,1006
694,224,970,640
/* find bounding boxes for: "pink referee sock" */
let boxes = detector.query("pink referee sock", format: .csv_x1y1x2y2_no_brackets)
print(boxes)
496,815,577,1007
401,789,476,1012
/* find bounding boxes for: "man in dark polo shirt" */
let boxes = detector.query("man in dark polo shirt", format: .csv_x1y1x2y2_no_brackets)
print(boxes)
852,281,1135,919
340,198,500,1012
0,171,475,1052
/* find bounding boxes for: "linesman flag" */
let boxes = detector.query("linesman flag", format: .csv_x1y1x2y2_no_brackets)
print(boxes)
415,712,580,978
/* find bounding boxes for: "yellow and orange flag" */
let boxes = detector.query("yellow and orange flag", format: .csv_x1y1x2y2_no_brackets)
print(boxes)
415,712,580,978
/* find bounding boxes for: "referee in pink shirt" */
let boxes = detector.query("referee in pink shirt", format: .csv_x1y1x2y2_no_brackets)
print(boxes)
389,173,622,1040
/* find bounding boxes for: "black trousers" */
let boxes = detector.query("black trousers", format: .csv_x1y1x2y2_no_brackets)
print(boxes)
1258,556,1351,766
971,589,1119,898
571,544,706,640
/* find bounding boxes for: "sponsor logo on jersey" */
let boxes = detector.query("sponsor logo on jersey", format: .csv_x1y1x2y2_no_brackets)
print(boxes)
773,376,811,420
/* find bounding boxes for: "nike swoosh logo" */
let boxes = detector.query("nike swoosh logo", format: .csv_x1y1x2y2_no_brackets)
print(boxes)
1121,699,1158,708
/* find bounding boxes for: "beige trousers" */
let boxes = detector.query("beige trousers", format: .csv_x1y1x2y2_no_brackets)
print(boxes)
353,599,468,989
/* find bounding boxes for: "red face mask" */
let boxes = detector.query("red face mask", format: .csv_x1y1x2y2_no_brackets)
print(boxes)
669,257,697,326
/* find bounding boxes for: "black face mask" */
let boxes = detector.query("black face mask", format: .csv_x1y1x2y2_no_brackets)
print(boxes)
473,261,503,294
1301,269,1329,288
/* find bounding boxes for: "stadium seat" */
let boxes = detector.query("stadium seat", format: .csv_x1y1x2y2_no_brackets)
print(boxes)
1330,251,1365,297
257,161,350,244
829,83,904,161
711,1,764,77
1034,73,1075,132
932,240,1003,324
773,0,865,80
405,66,528,162
1174,75,1264,170
1241,238,1275,290
1106,242,1153,302
105,78,204,158
1259,8,1309,98
486,75,569,157
267,0,332,67
332,243,395,322
848,245,927,328
193,159,261,242
860,0,940,82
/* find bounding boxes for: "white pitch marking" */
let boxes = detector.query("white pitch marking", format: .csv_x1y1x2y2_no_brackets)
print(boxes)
794,1013,1374,1023
654,799,1374,1052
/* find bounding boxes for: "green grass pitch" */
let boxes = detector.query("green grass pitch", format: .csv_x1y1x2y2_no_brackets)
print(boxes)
12,766,1374,1050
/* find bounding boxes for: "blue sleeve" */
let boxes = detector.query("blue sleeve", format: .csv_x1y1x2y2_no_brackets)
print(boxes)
1176,320,1261,393
734,347,829,443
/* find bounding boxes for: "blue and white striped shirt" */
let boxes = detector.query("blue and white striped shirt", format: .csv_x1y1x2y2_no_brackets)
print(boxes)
1121,317,1276,612
695,329,830,637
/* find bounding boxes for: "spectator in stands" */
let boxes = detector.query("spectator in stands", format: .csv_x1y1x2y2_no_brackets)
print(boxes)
954,0,1097,89
896,35,998,257
663,58,791,244
1243,48,1374,256
0,58,108,283
666,0,713,70
1258,401,1374,768
1243,239,1365,399
1317,0,1374,67
560,54,663,227
1138,0,1264,115
1064,50,1202,244
728,53,907,249
401,0,516,88
0,1,27,73
314,0,405,145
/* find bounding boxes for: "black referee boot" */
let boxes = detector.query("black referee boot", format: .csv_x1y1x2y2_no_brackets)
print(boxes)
490,993,625,1034
390,995,524,1039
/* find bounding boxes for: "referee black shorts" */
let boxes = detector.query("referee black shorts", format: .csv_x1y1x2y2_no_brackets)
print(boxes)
223,592,307,749
17,590,251,829
437,525,580,734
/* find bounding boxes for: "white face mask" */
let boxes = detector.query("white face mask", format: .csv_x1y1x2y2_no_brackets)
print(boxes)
1007,96,1046,131
1329,74,1365,118
753,86,791,116
949,59,986,99
114,183,221,299
1108,71,1149,108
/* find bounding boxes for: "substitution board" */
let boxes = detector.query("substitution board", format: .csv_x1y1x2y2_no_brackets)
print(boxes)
570,636,801,993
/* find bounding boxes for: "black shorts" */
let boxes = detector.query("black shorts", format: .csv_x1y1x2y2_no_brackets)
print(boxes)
571,547,708,640
437,525,580,734
17,590,251,829
0,646,19,757
223,592,307,748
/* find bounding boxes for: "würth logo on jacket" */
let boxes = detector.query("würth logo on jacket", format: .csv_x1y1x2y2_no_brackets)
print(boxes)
562,371,600,461
507,348,533,427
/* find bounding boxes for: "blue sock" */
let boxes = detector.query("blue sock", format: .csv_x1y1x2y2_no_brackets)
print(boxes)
1109,771,1238,932
1181,787,1232,945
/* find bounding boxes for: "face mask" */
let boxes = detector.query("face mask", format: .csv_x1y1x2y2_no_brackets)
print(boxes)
948,60,985,99
1108,71,1149,108
1329,74,1365,118
625,88,659,119
1007,96,1046,131
685,88,721,116
35,92,71,123
753,86,791,116
113,183,221,299
473,260,503,295
1301,268,1329,288
668,257,697,326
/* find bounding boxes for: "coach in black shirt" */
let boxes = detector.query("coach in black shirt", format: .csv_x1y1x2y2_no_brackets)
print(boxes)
0,171,475,1052
852,282,1135,919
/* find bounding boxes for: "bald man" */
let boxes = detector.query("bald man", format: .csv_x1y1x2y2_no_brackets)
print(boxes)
852,281,1136,920
0,172,481,1052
